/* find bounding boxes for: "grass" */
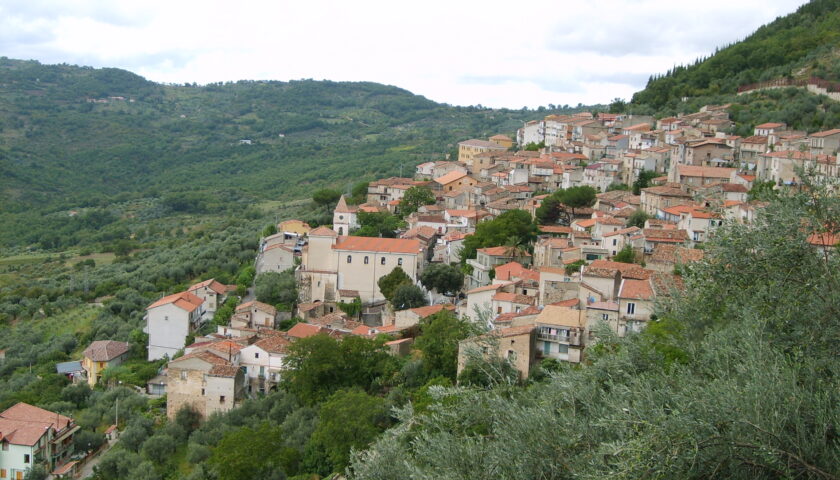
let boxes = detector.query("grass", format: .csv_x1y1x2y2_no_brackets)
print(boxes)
36,305,99,339
68,252,117,266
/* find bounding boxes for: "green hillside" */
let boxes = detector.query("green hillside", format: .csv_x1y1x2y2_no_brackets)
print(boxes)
631,0,840,111
0,58,587,249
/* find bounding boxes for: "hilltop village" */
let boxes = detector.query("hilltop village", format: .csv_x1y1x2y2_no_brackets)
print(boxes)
133,105,839,420
10,104,835,480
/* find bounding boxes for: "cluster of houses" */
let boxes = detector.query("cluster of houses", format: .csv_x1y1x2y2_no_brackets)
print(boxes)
54,104,835,439
0,403,81,479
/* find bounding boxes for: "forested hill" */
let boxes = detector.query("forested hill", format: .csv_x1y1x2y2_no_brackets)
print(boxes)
0,58,563,219
631,0,840,111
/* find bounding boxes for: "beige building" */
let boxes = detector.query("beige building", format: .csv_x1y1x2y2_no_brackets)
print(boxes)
458,139,507,170
514,305,586,363
166,350,245,420
299,227,424,304
457,325,536,381
231,301,277,329
278,219,311,236
81,340,130,387
188,278,233,314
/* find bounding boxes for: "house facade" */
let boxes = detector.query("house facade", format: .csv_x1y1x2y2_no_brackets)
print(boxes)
81,340,130,387
146,291,205,361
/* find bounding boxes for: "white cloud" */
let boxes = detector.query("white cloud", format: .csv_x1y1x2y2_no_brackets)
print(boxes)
0,0,809,108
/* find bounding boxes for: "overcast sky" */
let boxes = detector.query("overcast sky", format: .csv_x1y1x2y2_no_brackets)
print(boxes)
0,0,808,108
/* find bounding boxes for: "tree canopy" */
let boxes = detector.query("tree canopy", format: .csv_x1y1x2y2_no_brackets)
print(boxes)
398,186,436,217
459,210,538,264
420,263,464,295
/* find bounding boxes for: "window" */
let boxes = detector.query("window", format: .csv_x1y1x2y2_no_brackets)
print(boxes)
612,239,617,246
557,344,569,354
201,388,205,395
364,256,369,264
24,454,30,464
347,255,352,263
627,302,636,314
0,468,6,478
180,371,187,380
497,307,502,314
255,352,260,359
381,257,386,265
507,350,517,362
601,313,609,321
1,442,7,451
542,341,551,355
339,215,344,220
397,258,403,266
164,315,168,321
219,396,226,404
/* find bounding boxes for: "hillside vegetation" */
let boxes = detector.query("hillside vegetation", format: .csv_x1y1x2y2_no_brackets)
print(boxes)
0,58,586,250
631,0,840,111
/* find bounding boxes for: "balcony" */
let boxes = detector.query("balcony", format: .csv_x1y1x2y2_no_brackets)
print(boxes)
537,331,582,346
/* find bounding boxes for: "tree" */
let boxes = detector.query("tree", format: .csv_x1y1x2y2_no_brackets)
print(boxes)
613,245,636,263
391,284,427,310
349,181,369,205
535,187,597,226
309,389,390,472
337,296,362,318
254,271,297,310
208,423,285,480
632,169,659,195
142,433,176,465
398,186,436,217
377,267,412,303
627,209,651,229
748,180,777,201
354,211,404,238
460,210,538,265
564,259,586,276
534,195,561,225
312,189,341,206
23,465,47,480
282,334,396,405
261,224,277,237
420,263,464,296
413,310,476,380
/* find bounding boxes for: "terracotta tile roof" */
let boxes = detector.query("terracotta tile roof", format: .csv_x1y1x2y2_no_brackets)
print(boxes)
550,298,579,308
755,122,785,129
406,303,455,318
492,292,536,305
338,289,360,298
310,226,338,237
596,216,625,226
649,244,705,264
619,278,653,300
434,170,469,185
575,218,597,229
1,402,73,432
254,335,291,354
584,260,651,280
147,291,204,312
0,417,53,446
286,322,329,339
807,232,839,247
644,228,689,243
535,305,585,328
742,135,768,144
676,165,736,178
466,282,510,295
603,226,641,238
333,236,422,254
83,340,130,362
208,365,241,377
174,350,231,366
189,278,229,295
642,185,692,197
809,128,840,138
495,261,540,282
236,300,277,316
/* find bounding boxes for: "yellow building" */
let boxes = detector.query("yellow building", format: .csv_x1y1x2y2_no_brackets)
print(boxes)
82,340,130,386
278,219,312,236
489,134,514,149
